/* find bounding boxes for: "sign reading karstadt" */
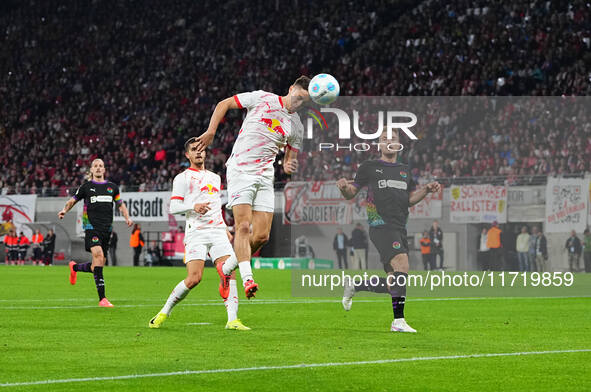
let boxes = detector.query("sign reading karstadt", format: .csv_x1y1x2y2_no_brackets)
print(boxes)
113,192,172,222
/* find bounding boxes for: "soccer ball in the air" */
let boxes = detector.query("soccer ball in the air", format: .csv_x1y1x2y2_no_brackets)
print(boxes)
308,73,340,105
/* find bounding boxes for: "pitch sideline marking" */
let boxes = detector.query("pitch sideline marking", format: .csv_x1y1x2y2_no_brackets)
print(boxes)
0,296,588,310
0,349,589,387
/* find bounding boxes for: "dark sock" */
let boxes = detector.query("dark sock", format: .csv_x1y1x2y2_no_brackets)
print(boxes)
389,272,408,319
392,296,406,319
355,277,390,294
73,262,92,273
93,266,105,300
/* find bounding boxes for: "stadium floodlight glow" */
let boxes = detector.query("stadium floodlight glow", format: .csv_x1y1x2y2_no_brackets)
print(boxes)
305,109,418,140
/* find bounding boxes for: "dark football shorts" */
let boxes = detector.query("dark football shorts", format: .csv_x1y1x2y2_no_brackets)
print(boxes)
369,225,409,273
85,230,111,254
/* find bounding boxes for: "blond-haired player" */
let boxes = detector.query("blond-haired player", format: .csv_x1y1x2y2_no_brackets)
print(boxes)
58,158,133,307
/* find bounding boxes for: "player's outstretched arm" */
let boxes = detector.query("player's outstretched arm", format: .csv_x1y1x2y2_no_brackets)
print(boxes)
409,181,441,206
58,197,78,219
337,178,360,200
196,96,241,151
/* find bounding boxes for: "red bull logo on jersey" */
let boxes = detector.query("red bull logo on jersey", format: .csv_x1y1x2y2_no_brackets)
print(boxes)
260,118,286,136
200,184,219,195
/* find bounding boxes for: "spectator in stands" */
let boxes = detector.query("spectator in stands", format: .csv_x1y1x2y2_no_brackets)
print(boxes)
42,229,56,265
516,226,531,272
583,229,591,273
486,221,503,270
17,231,30,265
333,228,349,270
429,220,444,270
108,231,118,266
565,230,582,272
1,0,590,194
350,223,368,270
534,229,548,272
130,224,145,267
31,229,44,265
420,231,433,271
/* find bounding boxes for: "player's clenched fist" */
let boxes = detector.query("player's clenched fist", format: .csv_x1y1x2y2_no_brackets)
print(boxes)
336,178,353,190
284,159,298,174
425,182,441,193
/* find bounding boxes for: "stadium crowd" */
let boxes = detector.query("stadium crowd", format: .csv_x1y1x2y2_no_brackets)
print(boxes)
1,0,590,195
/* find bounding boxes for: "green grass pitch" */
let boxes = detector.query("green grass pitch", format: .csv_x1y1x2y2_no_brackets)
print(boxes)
1,265,590,391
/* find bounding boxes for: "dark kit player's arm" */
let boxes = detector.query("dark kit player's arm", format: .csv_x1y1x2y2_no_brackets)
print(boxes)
336,178,360,200
409,182,441,206
59,182,87,219
118,202,133,227
58,197,78,219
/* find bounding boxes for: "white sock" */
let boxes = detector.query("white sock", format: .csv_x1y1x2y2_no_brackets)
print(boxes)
222,253,239,275
224,279,238,322
160,280,190,315
238,260,253,284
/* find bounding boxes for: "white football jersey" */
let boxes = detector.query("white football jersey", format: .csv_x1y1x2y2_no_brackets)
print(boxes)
169,168,225,233
227,90,304,177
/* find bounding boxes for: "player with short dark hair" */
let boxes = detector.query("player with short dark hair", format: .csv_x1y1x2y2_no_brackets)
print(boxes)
149,140,250,330
58,158,133,307
337,131,441,333
195,76,311,299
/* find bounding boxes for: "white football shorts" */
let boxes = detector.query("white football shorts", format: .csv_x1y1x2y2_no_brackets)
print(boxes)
226,166,274,213
184,228,234,263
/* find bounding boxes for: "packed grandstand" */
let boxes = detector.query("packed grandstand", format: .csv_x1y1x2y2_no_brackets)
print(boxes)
1,0,590,196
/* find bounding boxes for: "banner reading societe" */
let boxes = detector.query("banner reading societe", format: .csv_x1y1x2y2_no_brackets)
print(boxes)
449,184,507,223
283,181,353,225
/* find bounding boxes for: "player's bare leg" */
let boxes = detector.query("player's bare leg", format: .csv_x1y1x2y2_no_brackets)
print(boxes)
232,204,258,298
233,204,253,261
250,210,273,254
388,254,415,332
150,259,204,328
